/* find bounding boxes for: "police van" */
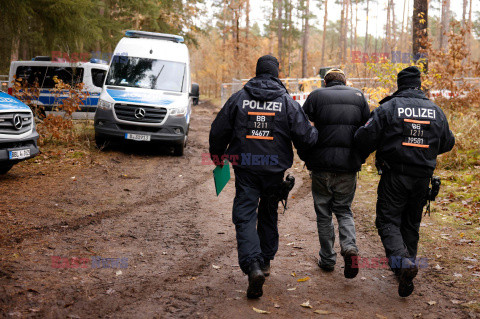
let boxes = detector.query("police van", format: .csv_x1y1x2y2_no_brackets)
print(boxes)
0,92,39,174
8,58,109,114
94,30,199,156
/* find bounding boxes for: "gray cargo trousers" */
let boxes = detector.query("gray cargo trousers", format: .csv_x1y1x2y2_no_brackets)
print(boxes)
311,171,358,267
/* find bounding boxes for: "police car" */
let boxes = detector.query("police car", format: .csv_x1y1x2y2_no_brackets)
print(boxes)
8,57,108,114
0,92,39,174
94,30,199,156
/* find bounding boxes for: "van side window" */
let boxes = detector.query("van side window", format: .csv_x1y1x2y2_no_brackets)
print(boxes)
91,68,107,88
16,66,84,88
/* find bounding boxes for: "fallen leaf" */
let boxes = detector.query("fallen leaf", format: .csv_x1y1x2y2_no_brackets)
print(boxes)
314,310,331,315
301,300,312,308
252,307,270,314
297,277,310,282
427,301,437,306
451,300,463,304
291,272,296,277
459,232,465,238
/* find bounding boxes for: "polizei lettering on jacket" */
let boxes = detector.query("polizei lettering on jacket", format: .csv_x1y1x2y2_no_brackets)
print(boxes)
397,107,436,120
242,100,282,112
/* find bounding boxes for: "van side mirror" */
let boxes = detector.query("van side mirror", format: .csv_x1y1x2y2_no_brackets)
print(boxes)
190,83,199,106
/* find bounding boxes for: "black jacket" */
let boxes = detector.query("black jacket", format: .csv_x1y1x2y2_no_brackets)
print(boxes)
300,81,370,172
354,88,455,177
209,74,318,174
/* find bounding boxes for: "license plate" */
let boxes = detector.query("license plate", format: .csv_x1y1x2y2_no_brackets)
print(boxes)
125,133,151,141
9,149,31,160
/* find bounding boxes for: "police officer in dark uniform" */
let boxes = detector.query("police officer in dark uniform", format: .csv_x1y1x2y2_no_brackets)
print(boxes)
209,55,318,299
354,66,455,297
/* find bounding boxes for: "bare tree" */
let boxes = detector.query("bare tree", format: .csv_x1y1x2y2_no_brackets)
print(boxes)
364,0,369,53
321,0,328,66
439,0,451,51
277,0,283,73
412,0,428,70
301,0,310,78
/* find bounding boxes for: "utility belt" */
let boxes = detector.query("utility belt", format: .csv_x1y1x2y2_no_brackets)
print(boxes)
375,158,434,178
376,158,441,215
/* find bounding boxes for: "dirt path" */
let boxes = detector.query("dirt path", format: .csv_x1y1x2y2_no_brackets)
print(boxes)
0,101,477,318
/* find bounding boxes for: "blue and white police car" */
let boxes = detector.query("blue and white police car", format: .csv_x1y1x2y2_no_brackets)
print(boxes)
0,92,39,174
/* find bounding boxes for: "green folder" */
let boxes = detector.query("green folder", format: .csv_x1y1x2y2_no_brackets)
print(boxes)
213,160,231,196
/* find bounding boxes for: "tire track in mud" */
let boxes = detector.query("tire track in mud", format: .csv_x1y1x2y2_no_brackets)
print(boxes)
0,160,212,248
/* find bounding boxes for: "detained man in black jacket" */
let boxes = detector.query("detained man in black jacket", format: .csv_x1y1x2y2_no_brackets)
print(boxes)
354,66,455,297
209,55,318,299
301,69,370,279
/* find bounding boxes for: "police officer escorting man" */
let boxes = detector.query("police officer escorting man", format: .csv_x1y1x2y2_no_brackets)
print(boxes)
209,55,318,299
354,66,455,297
300,68,370,278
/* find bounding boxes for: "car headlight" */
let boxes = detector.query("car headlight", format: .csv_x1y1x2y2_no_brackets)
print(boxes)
170,107,187,117
98,99,114,110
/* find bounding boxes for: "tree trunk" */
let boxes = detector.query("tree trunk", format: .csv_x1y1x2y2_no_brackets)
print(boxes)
321,0,328,66
462,0,467,27
385,0,391,52
400,0,406,52
439,0,451,51
340,0,345,64
301,0,310,78
391,0,396,47
246,0,250,40
412,0,428,71
277,0,283,73
354,0,358,50
364,0,369,53
349,0,353,55
10,35,19,62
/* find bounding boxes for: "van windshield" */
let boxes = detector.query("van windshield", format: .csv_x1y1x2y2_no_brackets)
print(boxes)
106,56,186,92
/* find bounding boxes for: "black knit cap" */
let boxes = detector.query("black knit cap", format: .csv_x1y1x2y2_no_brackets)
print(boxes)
397,66,422,90
256,55,279,78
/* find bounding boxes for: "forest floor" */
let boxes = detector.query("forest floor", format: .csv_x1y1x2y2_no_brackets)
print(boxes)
0,100,479,318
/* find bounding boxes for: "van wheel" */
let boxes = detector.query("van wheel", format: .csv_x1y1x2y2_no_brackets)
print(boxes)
173,135,187,156
95,134,110,150
173,143,184,156
0,164,13,175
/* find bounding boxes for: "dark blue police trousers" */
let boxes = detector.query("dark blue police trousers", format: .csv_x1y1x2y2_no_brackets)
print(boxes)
376,171,429,267
232,168,284,274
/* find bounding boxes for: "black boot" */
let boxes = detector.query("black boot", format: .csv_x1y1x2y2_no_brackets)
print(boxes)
398,258,418,297
343,248,359,279
261,260,271,277
247,261,265,299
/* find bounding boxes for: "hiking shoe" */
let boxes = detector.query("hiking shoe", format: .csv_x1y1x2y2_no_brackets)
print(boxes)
343,249,359,279
318,260,335,272
398,258,418,297
261,260,271,277
247,261,265,299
